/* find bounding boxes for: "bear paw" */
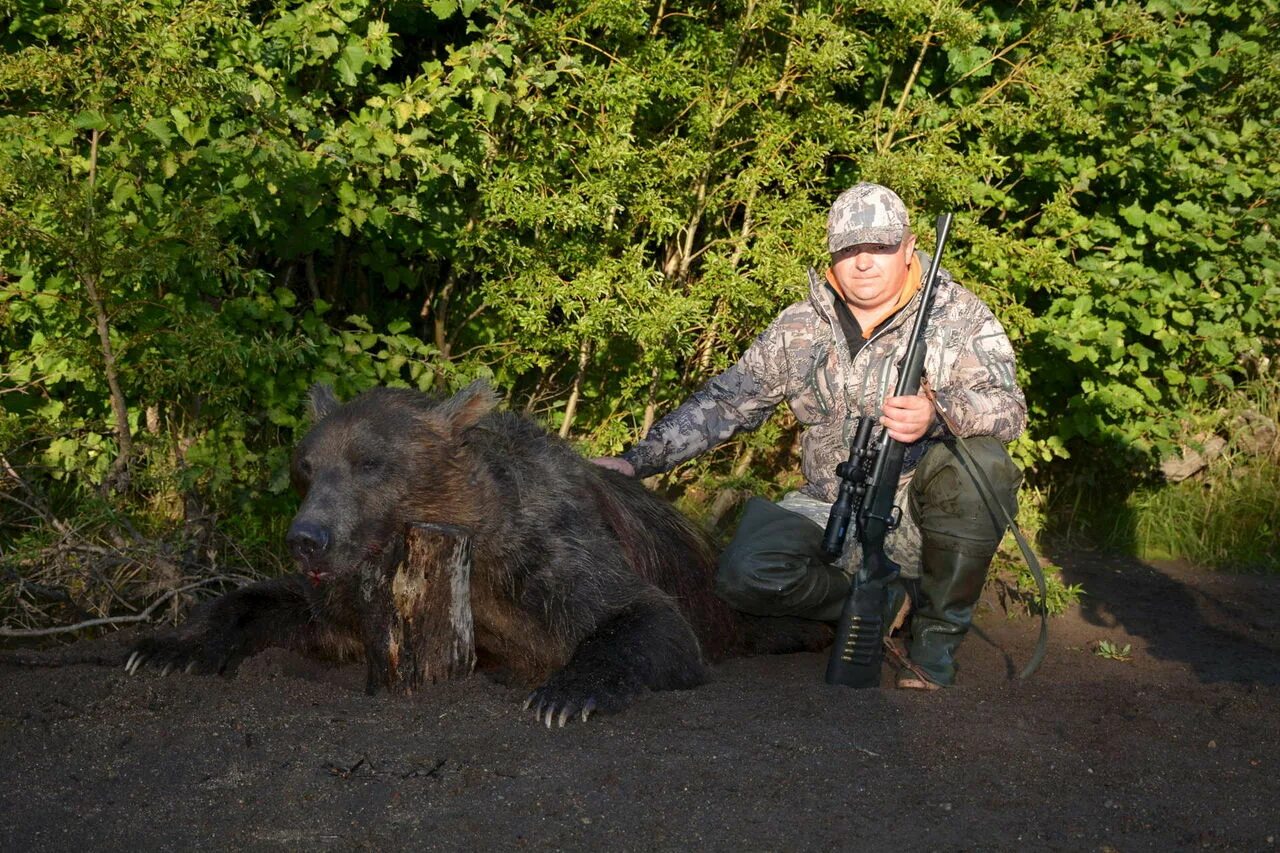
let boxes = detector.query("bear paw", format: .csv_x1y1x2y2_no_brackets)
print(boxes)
521,667,644,728
125,628,243,678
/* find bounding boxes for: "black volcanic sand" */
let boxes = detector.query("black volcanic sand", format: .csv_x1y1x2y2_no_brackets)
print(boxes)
3,550,1278,851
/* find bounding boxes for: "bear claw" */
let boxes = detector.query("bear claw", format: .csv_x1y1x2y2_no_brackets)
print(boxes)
523,688,603,727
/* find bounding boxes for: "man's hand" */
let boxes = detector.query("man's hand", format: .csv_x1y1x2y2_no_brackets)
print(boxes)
880,393,935,444
590,456,636,477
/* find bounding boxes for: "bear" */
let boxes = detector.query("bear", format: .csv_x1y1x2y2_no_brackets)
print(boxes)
127,382,827,725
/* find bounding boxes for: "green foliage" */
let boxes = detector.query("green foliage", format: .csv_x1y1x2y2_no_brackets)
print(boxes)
1118,377,1277,572
0,0,475,533
1093,639,1133,662
1035,377,1279,573
1009,0,1280,461
1125,462,1279,572
989,544,1083,618
1,0,1277,622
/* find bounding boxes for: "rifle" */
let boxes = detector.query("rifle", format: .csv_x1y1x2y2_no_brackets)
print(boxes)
823,213,954,688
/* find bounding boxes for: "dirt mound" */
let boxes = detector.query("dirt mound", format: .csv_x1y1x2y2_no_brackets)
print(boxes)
2,550,1277,851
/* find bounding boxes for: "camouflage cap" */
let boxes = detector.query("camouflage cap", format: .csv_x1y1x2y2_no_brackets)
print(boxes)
827,182,910,254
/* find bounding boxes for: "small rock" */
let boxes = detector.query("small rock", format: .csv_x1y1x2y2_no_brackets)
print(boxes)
1233,409,1278,456
1161,452,1205,482
1161,434,1227,482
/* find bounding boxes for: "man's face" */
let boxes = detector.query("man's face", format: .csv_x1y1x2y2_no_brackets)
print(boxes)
830,233,917,314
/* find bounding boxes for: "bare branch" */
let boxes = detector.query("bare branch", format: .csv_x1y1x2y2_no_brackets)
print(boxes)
0,578,230,639
880,0,943,152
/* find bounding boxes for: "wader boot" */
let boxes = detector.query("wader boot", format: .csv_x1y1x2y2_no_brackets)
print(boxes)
904,437,1021,687
715,497,850,622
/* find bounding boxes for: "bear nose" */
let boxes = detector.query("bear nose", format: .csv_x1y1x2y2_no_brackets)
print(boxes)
287,521,330,559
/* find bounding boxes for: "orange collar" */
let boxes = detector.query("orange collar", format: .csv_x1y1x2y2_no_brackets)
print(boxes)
825,261,922,338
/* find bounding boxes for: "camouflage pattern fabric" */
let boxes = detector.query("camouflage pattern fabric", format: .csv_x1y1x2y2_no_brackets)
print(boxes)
621,254,1026,512
826,182,910,253
778,484,921,579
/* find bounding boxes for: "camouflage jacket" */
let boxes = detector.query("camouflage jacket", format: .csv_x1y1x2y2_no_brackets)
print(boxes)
621,253,1027,502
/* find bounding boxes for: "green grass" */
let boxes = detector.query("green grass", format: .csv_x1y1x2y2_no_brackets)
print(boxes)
1036,377,1280,574
1124,454,1278,572
1123,376,1278,572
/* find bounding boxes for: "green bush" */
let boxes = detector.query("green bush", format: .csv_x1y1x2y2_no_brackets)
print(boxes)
1,0,1277,634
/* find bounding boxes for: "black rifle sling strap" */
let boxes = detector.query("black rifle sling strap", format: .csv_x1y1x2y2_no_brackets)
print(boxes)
922,378,1049,679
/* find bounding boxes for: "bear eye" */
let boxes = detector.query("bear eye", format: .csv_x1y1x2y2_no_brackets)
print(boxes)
358,458,382,473
297,458,312,478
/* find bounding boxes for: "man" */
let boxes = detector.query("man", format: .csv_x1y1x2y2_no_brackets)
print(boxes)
594,183,1025,689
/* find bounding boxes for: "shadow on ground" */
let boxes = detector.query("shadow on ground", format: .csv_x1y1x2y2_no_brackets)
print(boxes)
1053,549,1280,686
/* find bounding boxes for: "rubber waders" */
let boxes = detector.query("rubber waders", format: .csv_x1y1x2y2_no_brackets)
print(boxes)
716,498,851,622
907,533,999,685
906,437,1021,686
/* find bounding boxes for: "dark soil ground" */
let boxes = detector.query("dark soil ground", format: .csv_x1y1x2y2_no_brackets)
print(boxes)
3,549,1278,852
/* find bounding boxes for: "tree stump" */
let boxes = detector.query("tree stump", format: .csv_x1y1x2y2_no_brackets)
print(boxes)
358,522,476,696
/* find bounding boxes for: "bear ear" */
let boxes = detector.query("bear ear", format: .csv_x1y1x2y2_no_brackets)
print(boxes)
435,379,499,434
307,383,341,422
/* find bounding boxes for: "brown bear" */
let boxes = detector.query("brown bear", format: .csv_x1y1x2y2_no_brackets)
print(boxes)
127,382,826,725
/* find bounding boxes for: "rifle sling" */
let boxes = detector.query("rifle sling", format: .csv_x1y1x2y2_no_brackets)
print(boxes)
922,378,1049,679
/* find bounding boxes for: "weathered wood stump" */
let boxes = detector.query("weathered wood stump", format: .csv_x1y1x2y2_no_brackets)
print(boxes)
358,522,476,696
